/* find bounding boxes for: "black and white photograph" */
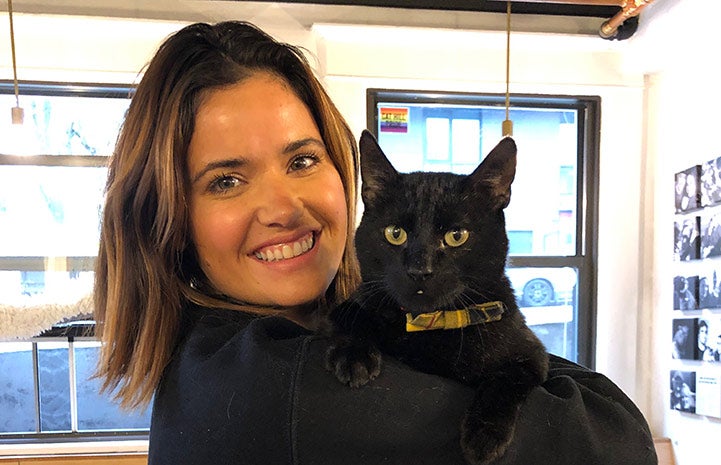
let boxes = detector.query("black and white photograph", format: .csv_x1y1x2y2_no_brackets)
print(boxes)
675,165,701,213
674,217,700,261
696,370,721,418
701,156,721,207
672,318,696,360
696,318,721,362
670,370,696,413
701,213,721,259
673,275,699,310
698,270,721,309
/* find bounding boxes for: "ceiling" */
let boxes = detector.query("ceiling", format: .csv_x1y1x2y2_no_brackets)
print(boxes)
2,1,640,38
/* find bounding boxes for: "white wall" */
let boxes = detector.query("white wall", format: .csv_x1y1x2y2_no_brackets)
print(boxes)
626,1,721,464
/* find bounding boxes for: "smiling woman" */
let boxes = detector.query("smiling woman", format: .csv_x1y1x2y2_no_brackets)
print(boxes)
93,20,360,412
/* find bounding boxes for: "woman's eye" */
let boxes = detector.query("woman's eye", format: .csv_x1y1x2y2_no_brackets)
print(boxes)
289,154,319,172
208,174,241,193
444,228,469,247
384,225,407,246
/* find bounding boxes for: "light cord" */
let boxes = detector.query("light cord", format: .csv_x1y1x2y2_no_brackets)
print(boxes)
502,1,513,137
505,0,510,121
8,0,20,108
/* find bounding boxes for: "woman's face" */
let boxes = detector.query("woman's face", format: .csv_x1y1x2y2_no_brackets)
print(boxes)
186,73,347,310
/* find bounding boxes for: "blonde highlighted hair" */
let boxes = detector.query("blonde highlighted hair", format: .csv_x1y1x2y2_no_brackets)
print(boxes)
94,21,360,409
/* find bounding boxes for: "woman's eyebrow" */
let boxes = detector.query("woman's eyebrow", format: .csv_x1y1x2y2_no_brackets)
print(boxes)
283,137,326,154
192,158,247,185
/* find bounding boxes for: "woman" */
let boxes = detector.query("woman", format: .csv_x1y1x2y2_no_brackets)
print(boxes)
95,21,657,464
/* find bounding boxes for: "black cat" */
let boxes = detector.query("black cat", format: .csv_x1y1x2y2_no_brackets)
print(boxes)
325,130,549,465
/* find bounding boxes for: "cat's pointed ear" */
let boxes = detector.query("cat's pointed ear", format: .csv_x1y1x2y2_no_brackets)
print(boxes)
359,130,400,204
468,137,517,210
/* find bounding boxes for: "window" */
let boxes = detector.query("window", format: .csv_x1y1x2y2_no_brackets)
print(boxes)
0,82,151,440
368,89,599,367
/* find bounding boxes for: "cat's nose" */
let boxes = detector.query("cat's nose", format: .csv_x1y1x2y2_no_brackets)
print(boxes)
407,266,433,281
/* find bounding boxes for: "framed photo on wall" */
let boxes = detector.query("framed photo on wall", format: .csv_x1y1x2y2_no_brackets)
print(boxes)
696,317,721,362
675,217,700,261
701,213,721,258
700,156,721,207
672,318,696,360
698,269,721,309
670,370,696,413
673,275,698,310
675,165,701,213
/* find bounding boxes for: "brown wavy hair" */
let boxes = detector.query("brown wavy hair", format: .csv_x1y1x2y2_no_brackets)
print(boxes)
94,21,360,409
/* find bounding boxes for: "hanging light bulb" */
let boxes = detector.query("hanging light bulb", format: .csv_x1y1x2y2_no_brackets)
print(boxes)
8,0,24,125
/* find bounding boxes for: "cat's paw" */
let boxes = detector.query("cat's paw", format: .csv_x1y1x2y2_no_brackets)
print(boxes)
460,413,516,465
324,335,382,388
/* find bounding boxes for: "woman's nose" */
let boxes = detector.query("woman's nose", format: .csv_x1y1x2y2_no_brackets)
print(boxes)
253,175,303,228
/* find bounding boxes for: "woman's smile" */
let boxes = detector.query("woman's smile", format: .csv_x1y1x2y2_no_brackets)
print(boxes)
253,231,315,262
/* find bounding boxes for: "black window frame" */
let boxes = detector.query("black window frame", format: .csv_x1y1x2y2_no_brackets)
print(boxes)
366,88,600,368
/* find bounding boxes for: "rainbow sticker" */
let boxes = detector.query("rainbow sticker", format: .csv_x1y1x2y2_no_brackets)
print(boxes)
379,107,409,133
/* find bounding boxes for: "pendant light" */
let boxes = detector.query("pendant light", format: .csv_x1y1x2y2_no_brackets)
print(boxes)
502,1,513,137
7,0,23,125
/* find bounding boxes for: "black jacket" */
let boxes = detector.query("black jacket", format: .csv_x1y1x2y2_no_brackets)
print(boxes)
148,305,657,464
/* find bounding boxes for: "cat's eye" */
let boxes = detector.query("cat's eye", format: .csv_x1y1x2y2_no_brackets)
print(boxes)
384,225,407,245
444,228,469,247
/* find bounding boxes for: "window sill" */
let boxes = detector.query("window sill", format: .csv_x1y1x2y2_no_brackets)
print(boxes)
0,440,148,458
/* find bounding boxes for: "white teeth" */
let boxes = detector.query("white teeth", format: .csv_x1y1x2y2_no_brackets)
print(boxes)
255,233,314,262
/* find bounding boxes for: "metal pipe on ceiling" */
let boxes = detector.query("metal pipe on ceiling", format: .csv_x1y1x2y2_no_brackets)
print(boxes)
599,0,656,39
504,0,657,40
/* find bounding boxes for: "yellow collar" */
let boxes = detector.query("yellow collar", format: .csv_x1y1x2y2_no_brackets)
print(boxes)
405,301,506,332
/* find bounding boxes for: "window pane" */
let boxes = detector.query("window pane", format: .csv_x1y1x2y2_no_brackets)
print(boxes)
0,165,107,257
376,103,578,256
0,93,128,156
502,108,578,256
0,270,93,306
74,341,151,432
37,341,71,432
0,342,36,434
451,118,480,166
425,117,450,161
506,267,578,361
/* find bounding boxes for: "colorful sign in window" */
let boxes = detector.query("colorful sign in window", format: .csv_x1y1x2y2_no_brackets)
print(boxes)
379,107,409,133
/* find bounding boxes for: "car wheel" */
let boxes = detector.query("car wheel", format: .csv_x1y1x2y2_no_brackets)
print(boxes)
522,278,554,307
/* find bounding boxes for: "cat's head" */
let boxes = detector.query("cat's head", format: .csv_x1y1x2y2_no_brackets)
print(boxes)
354,130,517,315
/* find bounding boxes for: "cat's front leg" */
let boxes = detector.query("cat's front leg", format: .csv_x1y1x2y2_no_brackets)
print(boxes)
323,334,382,388
460,358,547,465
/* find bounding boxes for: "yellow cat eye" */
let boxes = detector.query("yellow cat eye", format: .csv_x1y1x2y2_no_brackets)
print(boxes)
384,225,408,245
444,228,470,247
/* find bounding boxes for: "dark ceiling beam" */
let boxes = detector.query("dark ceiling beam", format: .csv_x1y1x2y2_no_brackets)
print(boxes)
246,1,621,18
